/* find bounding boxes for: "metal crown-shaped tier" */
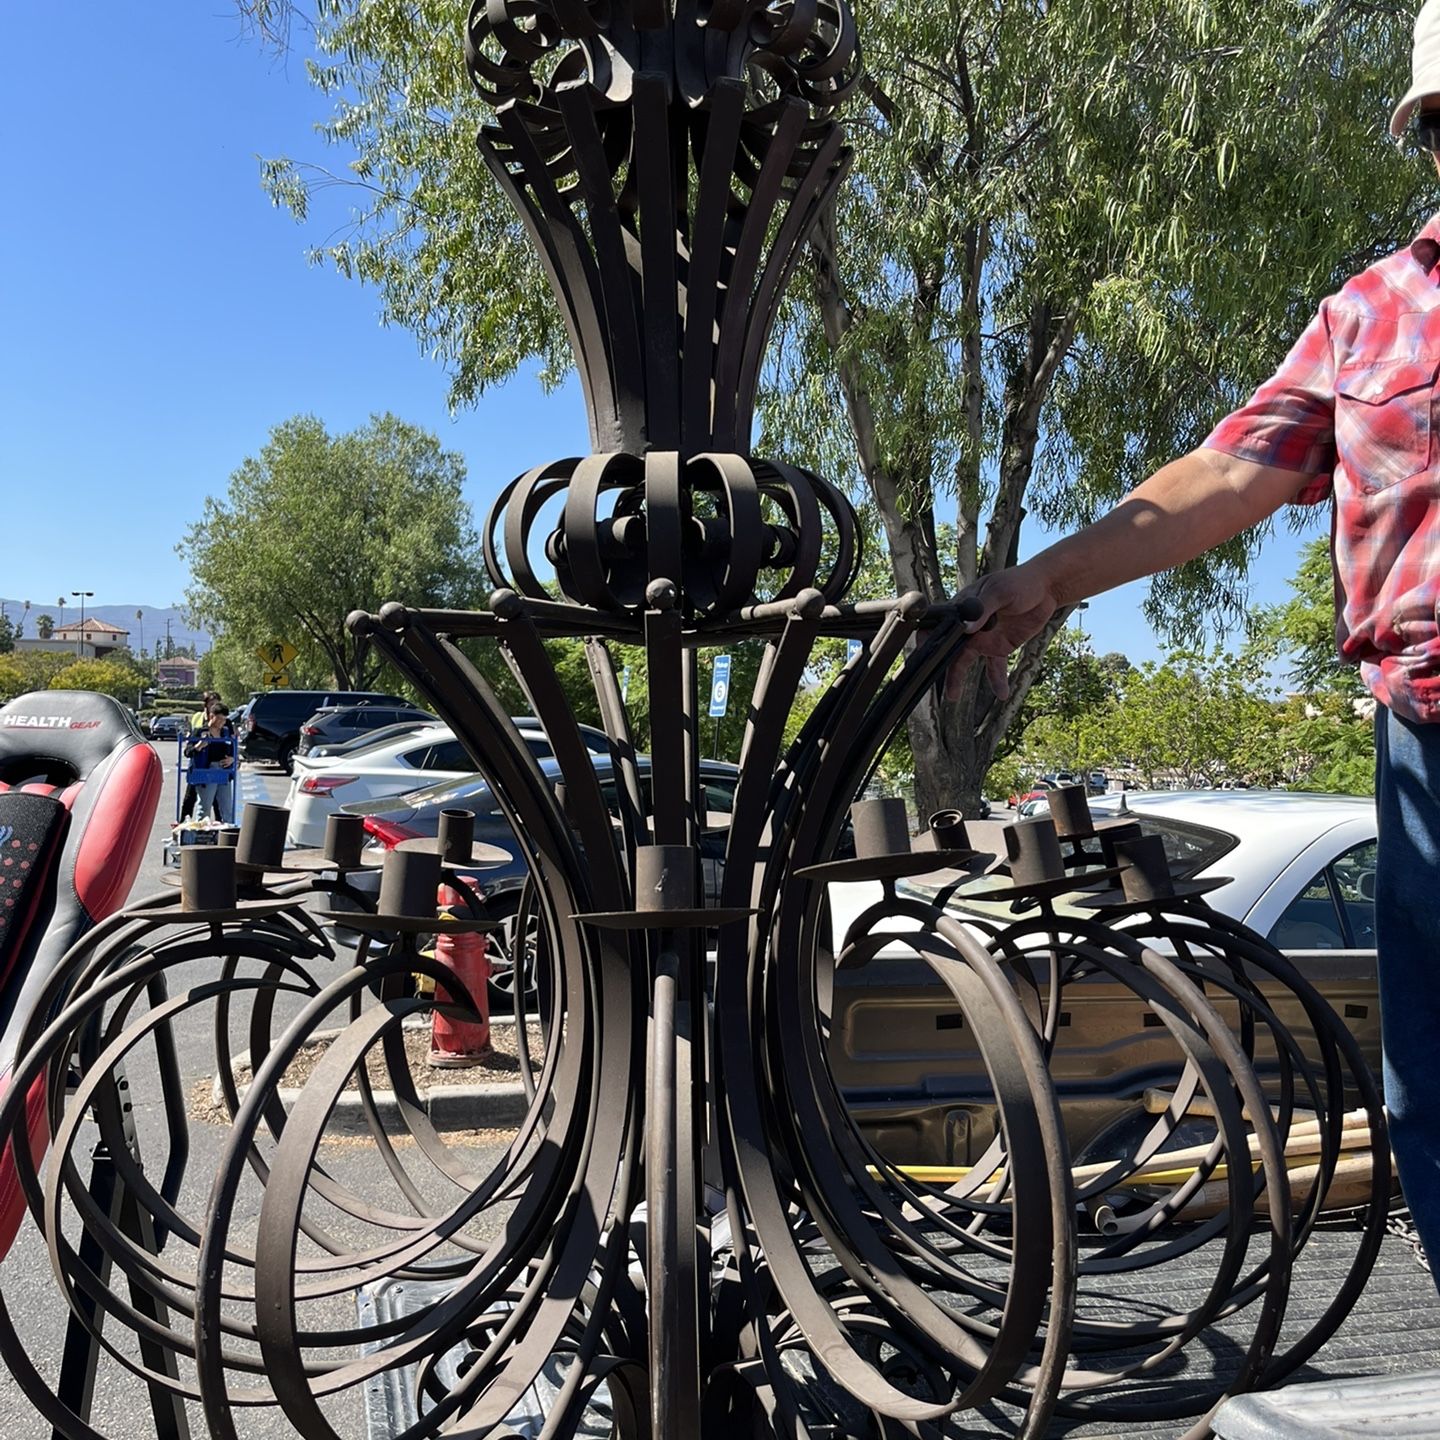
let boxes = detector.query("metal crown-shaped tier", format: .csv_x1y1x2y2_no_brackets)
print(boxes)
464,0,859,456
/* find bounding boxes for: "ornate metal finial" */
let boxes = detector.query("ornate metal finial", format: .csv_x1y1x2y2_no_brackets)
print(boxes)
463,0,858,456
463,0,862,619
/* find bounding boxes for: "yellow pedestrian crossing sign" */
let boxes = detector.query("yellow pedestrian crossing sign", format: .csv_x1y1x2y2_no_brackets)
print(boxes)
256,639,297,688
255,640,298,672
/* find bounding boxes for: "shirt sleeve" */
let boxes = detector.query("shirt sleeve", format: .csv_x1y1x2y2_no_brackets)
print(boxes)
1202,299,1337,506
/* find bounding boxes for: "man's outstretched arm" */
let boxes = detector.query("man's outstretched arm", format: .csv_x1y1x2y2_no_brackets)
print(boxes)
946,447,1319,700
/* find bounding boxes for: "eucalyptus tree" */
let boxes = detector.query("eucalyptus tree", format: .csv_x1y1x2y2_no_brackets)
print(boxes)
241,0,1423,813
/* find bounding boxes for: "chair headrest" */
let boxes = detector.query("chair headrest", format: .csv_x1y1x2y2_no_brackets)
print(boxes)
0,692,147,785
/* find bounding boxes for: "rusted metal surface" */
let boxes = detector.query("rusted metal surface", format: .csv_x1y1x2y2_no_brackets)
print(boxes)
0,0,1396,1434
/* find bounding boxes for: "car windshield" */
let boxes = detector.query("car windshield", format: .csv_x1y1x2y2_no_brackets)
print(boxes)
898,813,1238,921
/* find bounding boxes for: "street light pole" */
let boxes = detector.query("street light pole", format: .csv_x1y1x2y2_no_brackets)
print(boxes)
71,590,94,657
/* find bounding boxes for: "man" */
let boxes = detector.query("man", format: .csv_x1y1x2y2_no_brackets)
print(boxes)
949,2,1440,1270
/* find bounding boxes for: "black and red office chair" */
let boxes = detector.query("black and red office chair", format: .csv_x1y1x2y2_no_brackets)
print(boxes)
0,690,161,1256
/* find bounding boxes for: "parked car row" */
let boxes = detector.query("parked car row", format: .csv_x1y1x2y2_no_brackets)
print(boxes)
282,717,614,847
292,726,1380,1168
237,689,417,773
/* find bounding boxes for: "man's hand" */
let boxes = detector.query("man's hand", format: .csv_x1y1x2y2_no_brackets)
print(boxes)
944,562,1059,702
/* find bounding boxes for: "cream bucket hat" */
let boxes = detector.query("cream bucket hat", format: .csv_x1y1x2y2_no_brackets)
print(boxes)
1392,0,1440,137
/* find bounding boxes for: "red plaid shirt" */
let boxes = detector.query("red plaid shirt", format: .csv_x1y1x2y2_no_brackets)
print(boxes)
1205,214,1440,722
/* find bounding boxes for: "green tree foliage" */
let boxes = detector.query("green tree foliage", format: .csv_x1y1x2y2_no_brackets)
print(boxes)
0,615,16,655
33,614,54,639
993,630,1117,761
1006,649,1281,790
1248,536,1366,699
51,658,151,705
1006,647,1375,796
197,637,257,707
182,414,484,692
239,0,1419,815
0,651,148,706
1245,536,1375,794
1110,653,1284,789
1275,692,1376,796
0,651,74,702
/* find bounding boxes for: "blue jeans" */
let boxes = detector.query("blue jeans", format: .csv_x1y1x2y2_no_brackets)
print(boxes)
1375,704,1440,1274
194,780,234,825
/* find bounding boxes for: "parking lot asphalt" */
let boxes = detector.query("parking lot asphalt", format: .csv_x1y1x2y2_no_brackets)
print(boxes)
0,750,517,1439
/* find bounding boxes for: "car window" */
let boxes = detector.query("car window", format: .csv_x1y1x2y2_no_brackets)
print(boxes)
358,709,393,728
596,779,621,819
1268,869,1346,950
578,728,612,756
524,734,555,760
338,722,431,755
422,740,470,770
1135,816,1236,876
702,775,737,820
1331,840,1377,949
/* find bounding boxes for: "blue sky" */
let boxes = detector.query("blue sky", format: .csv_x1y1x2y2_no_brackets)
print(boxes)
0,4,1319,665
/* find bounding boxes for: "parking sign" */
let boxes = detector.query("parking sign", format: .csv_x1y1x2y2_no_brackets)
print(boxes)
847,638,863,663
708,654,731,718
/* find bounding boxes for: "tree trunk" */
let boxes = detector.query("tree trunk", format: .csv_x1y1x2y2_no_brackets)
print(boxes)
810,215,1079,820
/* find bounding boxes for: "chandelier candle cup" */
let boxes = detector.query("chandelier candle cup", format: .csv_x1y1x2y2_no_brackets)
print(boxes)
1097,822,1145,863
851,797,911,859
924,808,970,852
437,808,476,866
323,812,367,869
180,844,236,913
634,844,697,913
378,846,442,920
235,803,289,872
1048,785,1099,838
1112,834,1179,902
1006,818,1065,886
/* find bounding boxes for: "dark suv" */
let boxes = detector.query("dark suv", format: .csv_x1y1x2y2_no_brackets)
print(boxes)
239,690,408,773
296,704,437,757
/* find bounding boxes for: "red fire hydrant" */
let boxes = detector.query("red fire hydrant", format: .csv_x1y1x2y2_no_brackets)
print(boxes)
430,875,492,1066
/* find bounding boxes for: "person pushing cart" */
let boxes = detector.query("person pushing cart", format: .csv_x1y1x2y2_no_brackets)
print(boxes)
181,701,236,824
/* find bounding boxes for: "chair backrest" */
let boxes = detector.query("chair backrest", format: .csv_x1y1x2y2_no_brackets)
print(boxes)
0,691,161,1257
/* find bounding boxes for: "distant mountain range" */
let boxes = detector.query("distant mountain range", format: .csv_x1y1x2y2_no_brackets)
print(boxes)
0,599,209,655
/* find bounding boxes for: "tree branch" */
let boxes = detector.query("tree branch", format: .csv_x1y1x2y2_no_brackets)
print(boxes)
979,606,1074,751
979,301,1080,578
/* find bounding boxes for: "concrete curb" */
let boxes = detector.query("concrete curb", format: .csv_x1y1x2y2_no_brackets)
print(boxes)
214,1080,534,1134
210,1014,538,1133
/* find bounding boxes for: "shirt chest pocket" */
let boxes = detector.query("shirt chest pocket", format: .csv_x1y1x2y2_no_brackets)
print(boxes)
1335,355,1440,491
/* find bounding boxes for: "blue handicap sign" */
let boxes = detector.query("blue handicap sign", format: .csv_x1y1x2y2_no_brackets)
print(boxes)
708,654,731,718
847,638,863,663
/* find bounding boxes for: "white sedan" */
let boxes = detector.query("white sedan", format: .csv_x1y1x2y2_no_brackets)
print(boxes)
284,725,477,848
283,718,617,847
832,790,1378,954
